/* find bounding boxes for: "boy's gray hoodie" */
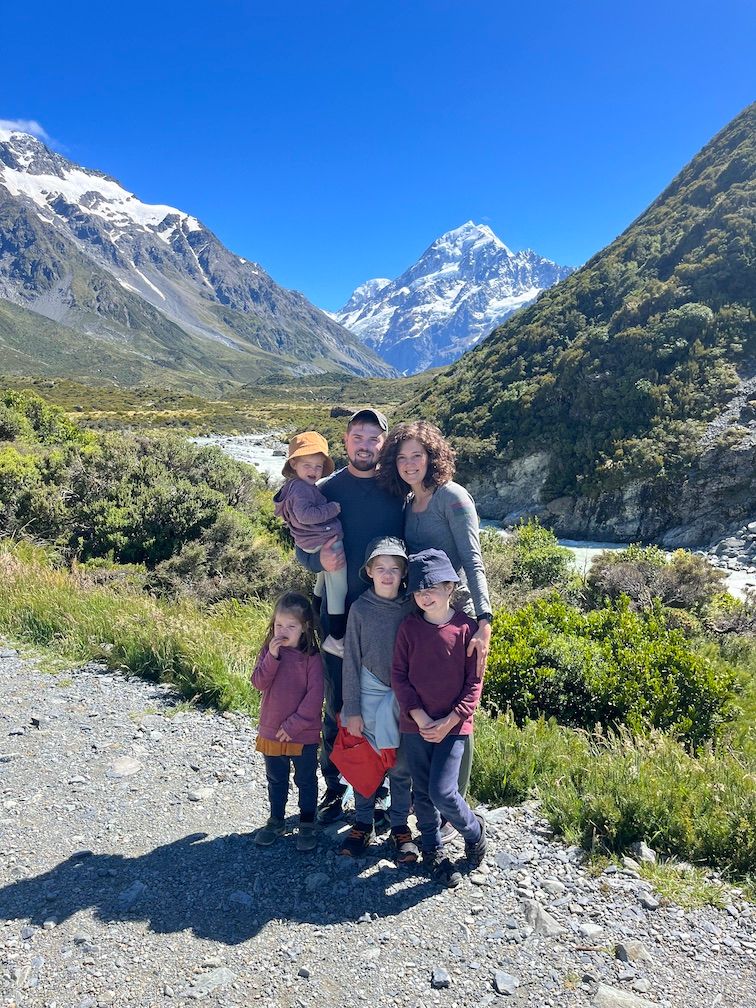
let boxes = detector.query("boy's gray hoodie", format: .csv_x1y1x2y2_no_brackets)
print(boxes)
341,588,414,720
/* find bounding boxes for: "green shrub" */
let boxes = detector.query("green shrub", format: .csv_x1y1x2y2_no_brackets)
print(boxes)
148,508,313,603
480,520,574,610
485,595,737,746
587,544,726,612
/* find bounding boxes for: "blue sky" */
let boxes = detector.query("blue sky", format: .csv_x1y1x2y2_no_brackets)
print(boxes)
2,1,754,309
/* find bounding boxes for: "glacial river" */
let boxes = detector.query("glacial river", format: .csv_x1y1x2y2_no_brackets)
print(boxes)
200,433,754,599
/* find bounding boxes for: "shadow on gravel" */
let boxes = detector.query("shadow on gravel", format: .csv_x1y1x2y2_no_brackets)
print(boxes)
0,831,435,943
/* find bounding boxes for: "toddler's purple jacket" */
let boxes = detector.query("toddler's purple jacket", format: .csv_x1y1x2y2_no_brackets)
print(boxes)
273,477,344,552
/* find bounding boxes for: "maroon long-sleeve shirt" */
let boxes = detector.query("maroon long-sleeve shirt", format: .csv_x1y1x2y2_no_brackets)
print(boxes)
391,611,481,735
252,646,324,745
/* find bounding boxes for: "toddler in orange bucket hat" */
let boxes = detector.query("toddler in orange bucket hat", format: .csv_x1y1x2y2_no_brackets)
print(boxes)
274,431,347,657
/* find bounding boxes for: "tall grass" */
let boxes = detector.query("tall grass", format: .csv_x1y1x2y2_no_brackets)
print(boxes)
472,712,756,878
0,541,267,713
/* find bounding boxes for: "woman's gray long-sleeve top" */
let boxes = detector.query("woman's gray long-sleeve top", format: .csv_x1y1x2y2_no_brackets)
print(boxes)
341,588,414,720
403,480,491,618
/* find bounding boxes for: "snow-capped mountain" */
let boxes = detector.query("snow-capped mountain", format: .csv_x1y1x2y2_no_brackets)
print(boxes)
0,128,395,387
334,222,573,374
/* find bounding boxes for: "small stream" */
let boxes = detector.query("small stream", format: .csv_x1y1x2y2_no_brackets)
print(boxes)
201,433,755,599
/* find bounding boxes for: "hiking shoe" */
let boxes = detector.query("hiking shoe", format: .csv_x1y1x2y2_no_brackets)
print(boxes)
465,811,488,868
439,820,460,845
317,787,347,824
254,817,285,846
296,822,317,852
391,828,420,865
338,823,375,857
425,849,462,888
321,635,345,658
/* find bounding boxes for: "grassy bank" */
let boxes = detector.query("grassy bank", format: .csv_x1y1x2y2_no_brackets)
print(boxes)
0,541,266,713
471,713,755,879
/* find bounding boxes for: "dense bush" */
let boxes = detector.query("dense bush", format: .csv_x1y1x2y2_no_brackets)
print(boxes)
0,391,296,599
485,595,736,746
480,520,575,610
148,508,310,604
587,543,726,612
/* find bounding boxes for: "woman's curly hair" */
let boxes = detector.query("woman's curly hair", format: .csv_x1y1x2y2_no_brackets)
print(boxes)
377,420,456,497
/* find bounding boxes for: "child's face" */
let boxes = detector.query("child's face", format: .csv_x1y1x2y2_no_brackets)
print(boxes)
290,453,326,484
367,555,405,600
413,581,454,619
273,610,305,649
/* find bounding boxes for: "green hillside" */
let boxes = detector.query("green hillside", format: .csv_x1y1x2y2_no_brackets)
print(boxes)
408,103,755,506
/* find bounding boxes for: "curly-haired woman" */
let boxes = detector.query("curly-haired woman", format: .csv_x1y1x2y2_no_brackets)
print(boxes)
378,420,492,664
377,421,492,825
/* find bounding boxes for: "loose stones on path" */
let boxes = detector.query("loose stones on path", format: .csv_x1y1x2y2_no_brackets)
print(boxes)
1,649,754,1008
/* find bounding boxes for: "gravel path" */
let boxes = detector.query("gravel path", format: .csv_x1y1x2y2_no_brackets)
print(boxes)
1,645,754,1008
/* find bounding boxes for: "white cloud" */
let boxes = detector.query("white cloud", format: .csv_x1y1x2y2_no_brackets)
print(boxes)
0,118,55,144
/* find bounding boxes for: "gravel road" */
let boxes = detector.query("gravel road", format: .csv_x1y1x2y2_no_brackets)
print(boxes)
1,645,754,1008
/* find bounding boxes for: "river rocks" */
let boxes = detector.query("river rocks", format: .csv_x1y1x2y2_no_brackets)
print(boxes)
521,899,566,937
107,756,143,778
629,842,656,865
707,516,756,582
615,940,653,963
431,967,451,988
493,970,518,995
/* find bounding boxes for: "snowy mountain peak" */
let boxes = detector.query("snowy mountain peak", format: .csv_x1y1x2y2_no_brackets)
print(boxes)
0,129,199,235
334,221,573,374
431,220,511,255
339,277,391,315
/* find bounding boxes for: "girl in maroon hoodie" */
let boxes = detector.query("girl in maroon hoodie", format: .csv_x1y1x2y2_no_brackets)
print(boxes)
252,593,324,851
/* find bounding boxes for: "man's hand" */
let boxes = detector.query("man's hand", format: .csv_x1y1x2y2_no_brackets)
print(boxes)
467,620,492,675
344,715,364,737
319,535,346,572
275,726,293,742
419,713,459,744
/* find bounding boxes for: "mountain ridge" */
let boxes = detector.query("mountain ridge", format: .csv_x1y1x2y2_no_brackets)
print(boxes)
334,220,573,374
0,128,395,388
405,104,756,546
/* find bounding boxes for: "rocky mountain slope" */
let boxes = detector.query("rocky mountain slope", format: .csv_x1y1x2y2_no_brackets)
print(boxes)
0,129,395,389
407,104,756,548
334,222,572,374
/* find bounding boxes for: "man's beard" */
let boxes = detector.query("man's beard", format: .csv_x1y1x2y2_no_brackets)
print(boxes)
349,454,377,472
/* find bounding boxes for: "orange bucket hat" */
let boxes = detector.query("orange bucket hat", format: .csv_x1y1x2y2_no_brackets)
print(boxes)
282,431,335,479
